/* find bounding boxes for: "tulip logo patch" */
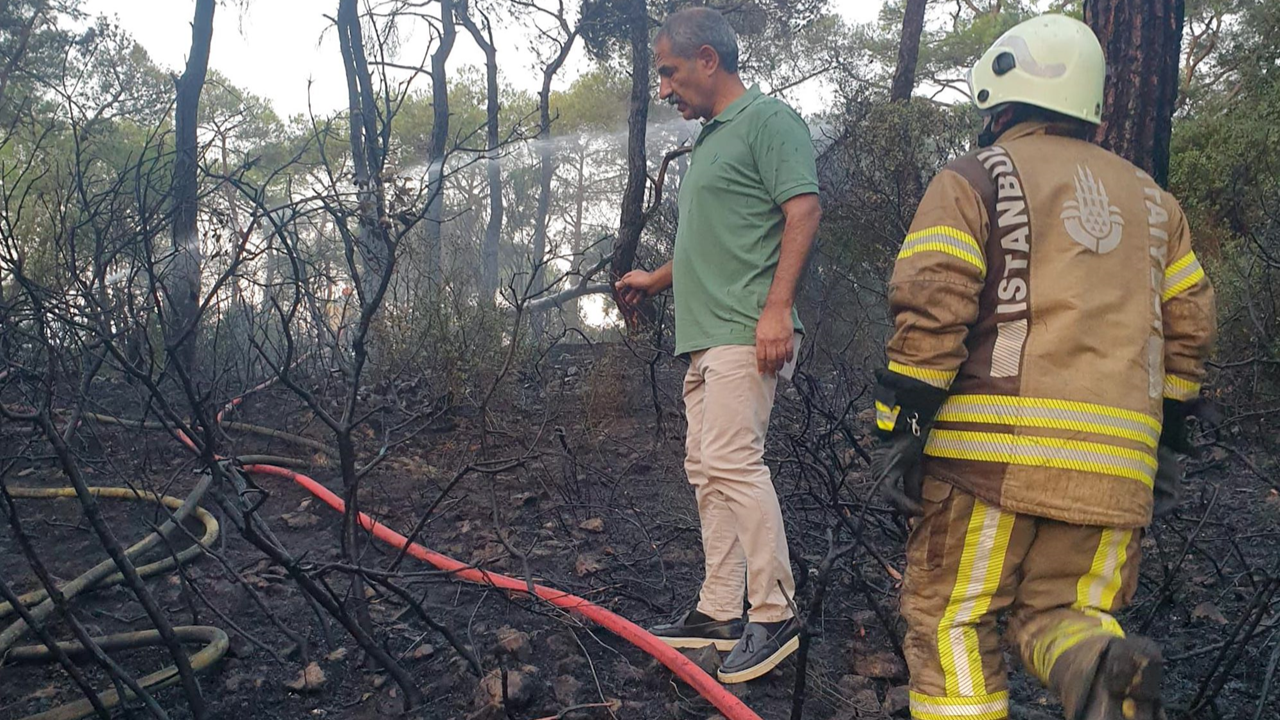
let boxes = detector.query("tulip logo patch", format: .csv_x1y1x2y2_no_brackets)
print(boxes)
1061,165,1124,254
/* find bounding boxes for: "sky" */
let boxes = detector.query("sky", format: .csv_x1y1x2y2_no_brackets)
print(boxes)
80,0,886,119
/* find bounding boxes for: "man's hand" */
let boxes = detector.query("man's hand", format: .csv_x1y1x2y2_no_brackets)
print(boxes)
755,304,794,375
615,270,657,307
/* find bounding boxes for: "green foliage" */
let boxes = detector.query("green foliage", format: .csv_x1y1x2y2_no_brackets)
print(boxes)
1168,0,1280,434
1,0,1274,435
549,65,631,133
808,97,978,360
863,0,1041,99
390,68,536,163
581,0,828,62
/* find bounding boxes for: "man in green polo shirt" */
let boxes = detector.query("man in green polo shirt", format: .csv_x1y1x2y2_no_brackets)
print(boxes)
614,7,821,684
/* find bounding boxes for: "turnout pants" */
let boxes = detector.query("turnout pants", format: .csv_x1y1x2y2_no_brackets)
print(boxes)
683,343,796,623
902,478,1141,720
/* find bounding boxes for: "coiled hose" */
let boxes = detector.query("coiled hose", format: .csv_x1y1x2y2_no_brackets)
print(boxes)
5,390,764,720
1,484,228,720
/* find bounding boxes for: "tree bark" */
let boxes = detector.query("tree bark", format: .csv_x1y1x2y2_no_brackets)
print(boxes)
457,2,502,304
890,0,929,207
533,93,553,309
1085,0,1186,188
335,0,399,658
610,0,650,310
0,270,9,360
890,0,928,102
336,0,391,297
566,148,588,334
166,0,215,372
531,12,578,329
426,0,456,289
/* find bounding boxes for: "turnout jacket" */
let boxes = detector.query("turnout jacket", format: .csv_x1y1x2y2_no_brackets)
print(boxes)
881,121,1216,528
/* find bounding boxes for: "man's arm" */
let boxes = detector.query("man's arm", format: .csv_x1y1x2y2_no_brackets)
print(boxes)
615,260,673,307
869,168,986,515
1159,200,1216,451
756,193,821,374
751,103,822,376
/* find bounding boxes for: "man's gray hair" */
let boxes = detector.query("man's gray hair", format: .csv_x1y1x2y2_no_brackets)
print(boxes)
655,8,739,74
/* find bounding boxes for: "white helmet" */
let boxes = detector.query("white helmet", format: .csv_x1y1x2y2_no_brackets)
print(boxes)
966,14,1106,125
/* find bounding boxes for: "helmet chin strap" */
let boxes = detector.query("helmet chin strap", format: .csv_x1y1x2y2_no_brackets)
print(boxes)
978,117,1001,148
977,108,1008,147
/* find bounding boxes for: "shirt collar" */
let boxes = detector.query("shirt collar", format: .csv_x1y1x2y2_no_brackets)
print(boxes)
707,84,762,125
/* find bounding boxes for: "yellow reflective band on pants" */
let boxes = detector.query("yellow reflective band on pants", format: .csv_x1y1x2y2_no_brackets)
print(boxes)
924,429,1157,487
1076,528,1131,623
1026,528,1133,682
1029,619,1120,685
910,690,1009,720
901,480,1143,720
937,500,1015,697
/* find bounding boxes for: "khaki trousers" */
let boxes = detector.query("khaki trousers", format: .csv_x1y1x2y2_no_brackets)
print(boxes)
902,478,1141,720
684,343,796,623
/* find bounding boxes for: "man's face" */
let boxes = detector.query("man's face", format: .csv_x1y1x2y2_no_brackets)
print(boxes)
654,37,712,121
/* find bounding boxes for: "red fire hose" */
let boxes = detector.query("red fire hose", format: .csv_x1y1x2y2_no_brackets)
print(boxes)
240,463,762,720
197,390,762,718
5,356,766,716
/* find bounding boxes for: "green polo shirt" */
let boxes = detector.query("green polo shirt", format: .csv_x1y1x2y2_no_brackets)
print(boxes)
673,85,819,356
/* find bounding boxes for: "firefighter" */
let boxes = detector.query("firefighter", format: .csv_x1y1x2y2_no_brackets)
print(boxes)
871,14,1215,720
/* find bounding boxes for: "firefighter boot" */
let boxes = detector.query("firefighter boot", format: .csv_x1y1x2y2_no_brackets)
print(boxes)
1049,635,1165,720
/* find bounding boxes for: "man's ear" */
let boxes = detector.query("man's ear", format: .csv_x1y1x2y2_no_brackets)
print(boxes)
696,44,719,75
995,106,1018,132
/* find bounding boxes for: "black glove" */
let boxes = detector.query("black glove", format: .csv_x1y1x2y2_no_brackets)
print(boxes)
871,368,948,517
1160,395,1224,454
871,433,927,515
1155,394,1220,517
1159,398,1194,455
1152,445,1182,518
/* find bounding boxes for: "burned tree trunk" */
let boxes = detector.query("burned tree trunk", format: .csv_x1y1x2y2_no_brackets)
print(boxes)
426,0,456,289
337,0,390,294
1085,0,1186,187
334,1,401,689
530,7,578,327
458,2,502,304
166,0,214,372
610,0,650,286
890,0,928,102
566,149,588,333
890,0,929,205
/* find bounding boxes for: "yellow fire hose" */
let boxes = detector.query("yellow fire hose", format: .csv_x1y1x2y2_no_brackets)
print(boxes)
5,626,229,720
1,485,227,720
